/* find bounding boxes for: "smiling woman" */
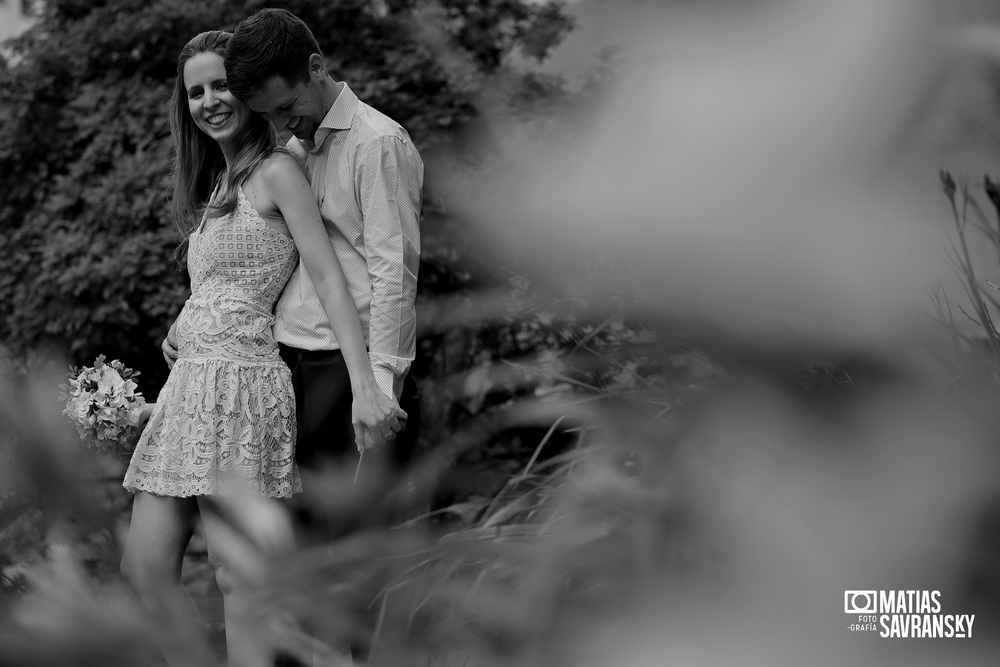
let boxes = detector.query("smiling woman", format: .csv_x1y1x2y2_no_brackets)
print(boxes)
182,52,252,151
117,29,405,667
165,32,276,244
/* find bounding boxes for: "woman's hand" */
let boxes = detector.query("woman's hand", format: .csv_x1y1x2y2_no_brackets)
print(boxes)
121,402,155,456
162,321,178,369
352,385,407,451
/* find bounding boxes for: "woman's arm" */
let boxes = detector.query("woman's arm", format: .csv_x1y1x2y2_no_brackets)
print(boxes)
261,153,405,449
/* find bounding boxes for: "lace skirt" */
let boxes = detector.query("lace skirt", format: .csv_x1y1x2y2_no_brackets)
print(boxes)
122,356,300,498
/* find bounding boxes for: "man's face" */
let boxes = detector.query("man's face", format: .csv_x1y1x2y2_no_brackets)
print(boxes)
246,74,326,142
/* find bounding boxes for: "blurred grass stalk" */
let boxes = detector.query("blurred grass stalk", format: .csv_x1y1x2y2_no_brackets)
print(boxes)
4,1,1000,666
931,170,1000,364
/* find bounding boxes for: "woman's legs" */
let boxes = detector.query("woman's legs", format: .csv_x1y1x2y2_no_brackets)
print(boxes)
121,491,201,664
122,492,196,582
199,497,273,667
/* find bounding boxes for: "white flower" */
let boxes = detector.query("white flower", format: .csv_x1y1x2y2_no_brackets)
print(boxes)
71,396,91,422
97,367,124,398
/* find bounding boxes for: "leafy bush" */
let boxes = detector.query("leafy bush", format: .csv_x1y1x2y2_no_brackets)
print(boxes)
0,0,575,398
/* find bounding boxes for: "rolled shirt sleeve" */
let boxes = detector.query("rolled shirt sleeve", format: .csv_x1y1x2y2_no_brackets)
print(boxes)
357,134,423,399
273,84,423,402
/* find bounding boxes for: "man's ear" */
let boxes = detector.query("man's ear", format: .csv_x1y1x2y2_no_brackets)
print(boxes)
308,53,327,81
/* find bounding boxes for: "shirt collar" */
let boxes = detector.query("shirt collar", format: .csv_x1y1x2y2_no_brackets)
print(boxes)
310,81,358,154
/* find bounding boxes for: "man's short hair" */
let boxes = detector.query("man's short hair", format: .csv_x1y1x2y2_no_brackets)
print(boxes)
225,8,324,102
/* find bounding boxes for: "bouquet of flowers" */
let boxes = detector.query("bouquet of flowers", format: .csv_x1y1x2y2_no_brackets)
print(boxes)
60,355,147,455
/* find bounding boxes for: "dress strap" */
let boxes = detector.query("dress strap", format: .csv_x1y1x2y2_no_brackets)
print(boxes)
196,179,226,235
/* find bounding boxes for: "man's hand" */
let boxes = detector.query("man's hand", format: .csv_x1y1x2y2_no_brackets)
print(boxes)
352,386,407,451
162,321,178,369
358,413,408,452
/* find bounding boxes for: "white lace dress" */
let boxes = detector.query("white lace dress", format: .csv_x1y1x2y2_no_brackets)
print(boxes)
123,188,301,497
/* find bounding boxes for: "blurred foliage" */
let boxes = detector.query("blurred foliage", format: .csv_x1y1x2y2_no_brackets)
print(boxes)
930,171,1000,374
0,0,576,400
3,318,1000,665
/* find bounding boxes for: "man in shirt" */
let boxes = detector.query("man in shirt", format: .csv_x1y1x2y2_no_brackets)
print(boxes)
165,8,422,475
227,7,422,475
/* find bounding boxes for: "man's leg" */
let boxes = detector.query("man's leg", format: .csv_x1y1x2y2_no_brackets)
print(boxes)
389,373,421,470
278,346,422,664
277,348,358,666
297,357,355,468
280,345,420,471
279,346,354,469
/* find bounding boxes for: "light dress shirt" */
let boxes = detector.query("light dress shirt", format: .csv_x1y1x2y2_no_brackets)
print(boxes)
274,82,423,400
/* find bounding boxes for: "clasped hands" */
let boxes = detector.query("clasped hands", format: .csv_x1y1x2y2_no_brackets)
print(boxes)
352,384,407,452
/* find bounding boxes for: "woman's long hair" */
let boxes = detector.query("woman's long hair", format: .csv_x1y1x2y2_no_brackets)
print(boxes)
169,30,278,259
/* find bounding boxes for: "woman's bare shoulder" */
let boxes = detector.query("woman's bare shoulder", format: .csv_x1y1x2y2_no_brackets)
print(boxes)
264,149,306,175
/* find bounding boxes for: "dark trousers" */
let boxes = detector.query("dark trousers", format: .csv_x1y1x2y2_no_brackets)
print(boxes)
275,344,421,666
278,344,420,472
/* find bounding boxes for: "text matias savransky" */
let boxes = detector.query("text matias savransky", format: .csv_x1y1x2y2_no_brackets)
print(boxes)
844,589,975,639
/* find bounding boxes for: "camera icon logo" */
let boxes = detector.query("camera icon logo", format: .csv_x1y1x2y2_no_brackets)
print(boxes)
844,590,877,614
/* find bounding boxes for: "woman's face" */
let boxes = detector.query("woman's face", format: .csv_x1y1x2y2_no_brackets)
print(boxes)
183,51,251,148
